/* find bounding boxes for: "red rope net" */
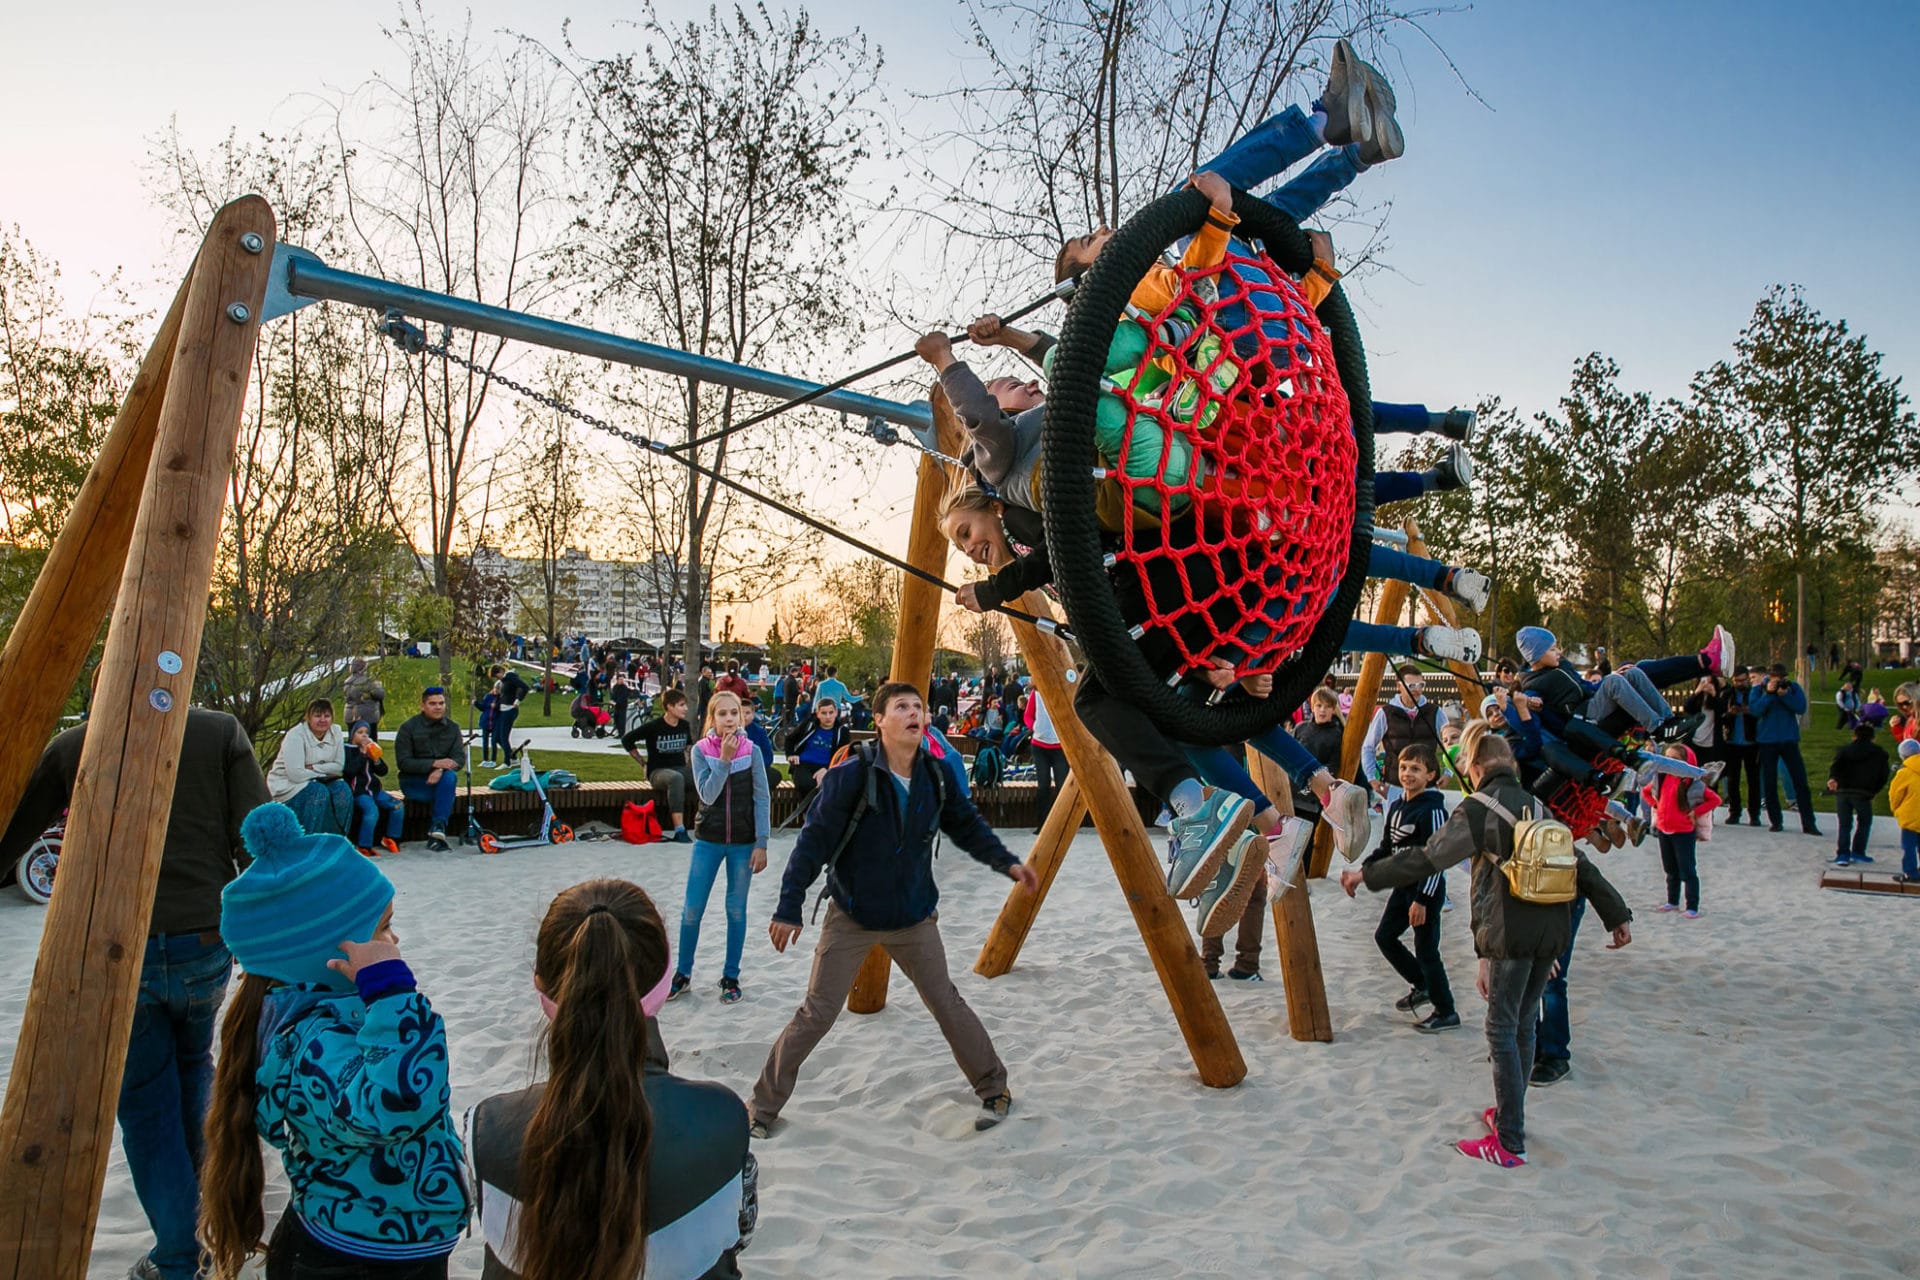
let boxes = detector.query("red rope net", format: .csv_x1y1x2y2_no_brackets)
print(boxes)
1104,246,1356,675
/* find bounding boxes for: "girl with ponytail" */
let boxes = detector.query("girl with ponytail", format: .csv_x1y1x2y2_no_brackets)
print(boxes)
466,879,757,1279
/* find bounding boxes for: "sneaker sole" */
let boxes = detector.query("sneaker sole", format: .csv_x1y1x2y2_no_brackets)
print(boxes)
1172,799,1253,898
1328,788,1370,861
1199,836,1268,937
1712,625,1736,678
1323,39,1372,147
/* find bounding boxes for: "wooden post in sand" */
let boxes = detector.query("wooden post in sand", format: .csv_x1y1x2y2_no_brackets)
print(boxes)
1317,560,1410,879
0,196,275,1277
1243,753,1333,1042
847,442,958,1014
977,588,1245,1087
1405,522,1488,709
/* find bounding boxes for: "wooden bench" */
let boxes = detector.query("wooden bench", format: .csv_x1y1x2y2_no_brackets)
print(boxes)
1818,869,1920,897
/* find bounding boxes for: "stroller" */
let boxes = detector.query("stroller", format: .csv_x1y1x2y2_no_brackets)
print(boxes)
4,816,62,904
569,692,613,738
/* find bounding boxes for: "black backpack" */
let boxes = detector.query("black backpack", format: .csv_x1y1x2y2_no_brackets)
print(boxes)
809,741,946,922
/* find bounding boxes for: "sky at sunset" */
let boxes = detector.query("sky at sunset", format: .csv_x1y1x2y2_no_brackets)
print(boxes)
5,0,1915,639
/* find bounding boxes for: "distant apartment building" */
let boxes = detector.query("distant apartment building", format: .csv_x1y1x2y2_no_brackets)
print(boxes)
471,545,707,647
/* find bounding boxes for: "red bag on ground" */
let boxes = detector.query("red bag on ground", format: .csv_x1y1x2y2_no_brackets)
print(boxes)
622,800,661,845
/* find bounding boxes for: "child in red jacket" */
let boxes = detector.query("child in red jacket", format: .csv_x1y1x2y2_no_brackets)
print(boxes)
1641,744,1722,918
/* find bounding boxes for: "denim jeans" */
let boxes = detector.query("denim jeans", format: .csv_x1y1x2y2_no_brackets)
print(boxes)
1486,954,1557,1154
1373,401,1436,436
1199,104,1367,222
681,840,756,980
1902,827,1920,879
286,778,354,836
1373,470,1431,506
1834,791,1874,857
1757,743,1816,831
353,791,404,848
119,933,232,1280
399,772,459,831
1587,655,1700,732
1534,895,1586,1064
494,707,520,763
1659,830,1701,910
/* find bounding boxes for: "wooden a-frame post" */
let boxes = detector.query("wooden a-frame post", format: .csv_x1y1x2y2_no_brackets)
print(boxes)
0,196,275,1276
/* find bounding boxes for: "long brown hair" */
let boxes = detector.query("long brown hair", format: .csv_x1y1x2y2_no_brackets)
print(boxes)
198,972,273,1280
518,878,669,1280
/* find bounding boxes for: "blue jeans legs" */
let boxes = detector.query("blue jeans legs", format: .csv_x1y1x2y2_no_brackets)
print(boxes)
680,840,756,980
400,772,460,832
1902,827,1920,879
286,778,354,836
1534,894,1585,1064
353,790,404,848
118,934,232,1280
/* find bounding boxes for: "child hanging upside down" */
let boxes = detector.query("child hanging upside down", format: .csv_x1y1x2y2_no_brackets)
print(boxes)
1516,625,1736,744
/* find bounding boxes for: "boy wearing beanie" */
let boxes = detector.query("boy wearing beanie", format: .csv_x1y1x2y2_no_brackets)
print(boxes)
1515,624,1734,743
202,803,467,1275
1890,738,1920,883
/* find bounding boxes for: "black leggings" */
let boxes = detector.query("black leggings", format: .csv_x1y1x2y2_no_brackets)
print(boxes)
1072,668,1197,803
267,1215,449,1279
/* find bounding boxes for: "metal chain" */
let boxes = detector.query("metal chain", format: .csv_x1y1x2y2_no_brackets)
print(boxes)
394,315,969,470
382,313,1072,642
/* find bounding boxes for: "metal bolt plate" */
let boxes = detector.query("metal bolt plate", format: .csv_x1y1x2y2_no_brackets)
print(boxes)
156,650,183,674
226,303,251,323
148,689,174,713
239,232,265,254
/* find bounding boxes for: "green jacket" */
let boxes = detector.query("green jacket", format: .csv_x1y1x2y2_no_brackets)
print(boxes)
1361,765,1632,959
393,714,468,779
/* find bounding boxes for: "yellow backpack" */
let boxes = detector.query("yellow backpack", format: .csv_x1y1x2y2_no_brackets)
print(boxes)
1467,792,1579,905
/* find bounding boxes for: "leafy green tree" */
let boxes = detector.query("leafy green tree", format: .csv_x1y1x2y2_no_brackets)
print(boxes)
1692,286,1918,659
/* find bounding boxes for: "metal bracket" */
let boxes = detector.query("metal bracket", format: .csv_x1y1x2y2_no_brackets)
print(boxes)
259,244,328,322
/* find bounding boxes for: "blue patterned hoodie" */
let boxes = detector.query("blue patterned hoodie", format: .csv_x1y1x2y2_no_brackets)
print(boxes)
256,966,470,1261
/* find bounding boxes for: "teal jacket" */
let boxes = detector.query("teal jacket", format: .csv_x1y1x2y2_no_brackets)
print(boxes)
256,968,470,1261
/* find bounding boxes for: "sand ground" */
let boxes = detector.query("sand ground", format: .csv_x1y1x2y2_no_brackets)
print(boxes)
4,812,1915,1279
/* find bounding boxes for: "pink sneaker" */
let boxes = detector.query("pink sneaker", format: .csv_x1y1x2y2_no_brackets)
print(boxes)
1701,625,1735,679
1456,1133,1526,1168
1656,903,1678,913
1682,909,1702,919
1482,1106,1498,1134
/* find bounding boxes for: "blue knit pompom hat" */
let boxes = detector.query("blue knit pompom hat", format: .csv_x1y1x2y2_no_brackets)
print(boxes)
1515,626,1557,666
222,802,395,990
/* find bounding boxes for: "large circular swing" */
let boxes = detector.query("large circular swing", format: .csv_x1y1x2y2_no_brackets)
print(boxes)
1041,188,1375,747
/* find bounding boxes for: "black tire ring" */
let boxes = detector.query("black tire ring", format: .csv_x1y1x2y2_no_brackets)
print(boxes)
1041,187,1375,747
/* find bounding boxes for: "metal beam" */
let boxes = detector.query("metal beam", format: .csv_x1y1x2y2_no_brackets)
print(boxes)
261,244,935,439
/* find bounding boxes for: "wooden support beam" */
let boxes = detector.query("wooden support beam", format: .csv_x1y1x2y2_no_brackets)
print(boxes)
1405,522,1487,709
974,771,1087,977
0,271,195,837
848,448,952,1015
1245,751,1333,1042
0,196,276,1277
1316,570,1409,878
986,590,1245,1087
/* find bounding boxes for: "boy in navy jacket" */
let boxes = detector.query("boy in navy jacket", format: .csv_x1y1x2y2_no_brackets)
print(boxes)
1363,743,1456,1031
752,682,1038,1138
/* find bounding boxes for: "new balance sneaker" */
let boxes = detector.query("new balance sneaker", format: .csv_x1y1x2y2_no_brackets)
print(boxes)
1456,1133,1525,1168
1625,815,1649,848
1268,814,1314,893
976,1091,1013,1131
1446,568,1491,613
1702,625,1736,679
1427,442,1474,493
1323,781,1372,862
1419,625,1482,664
719,977,742,1004
1319,38,1372,147
1197,832,1267,938
1700,760,1727,790
1166,792,1253,899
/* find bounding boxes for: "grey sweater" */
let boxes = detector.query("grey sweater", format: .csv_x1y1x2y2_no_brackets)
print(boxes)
937,361,1045,512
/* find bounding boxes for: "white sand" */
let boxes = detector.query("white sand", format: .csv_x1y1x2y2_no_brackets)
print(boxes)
4,814,1916,1278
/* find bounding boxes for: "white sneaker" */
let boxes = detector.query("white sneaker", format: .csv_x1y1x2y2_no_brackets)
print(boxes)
1447,568,1491,613
1323,781,1372,862
1419,626,1482,664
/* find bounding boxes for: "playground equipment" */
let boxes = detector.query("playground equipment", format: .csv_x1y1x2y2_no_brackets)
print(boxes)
0,184,1380,1269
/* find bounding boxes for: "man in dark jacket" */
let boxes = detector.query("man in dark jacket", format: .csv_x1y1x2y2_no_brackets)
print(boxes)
1342,730,1633,1168
751,681,1038,1138
1714,667,1761,824
1,706,268,1280
394,686,468,849
1752,662,1819,836
1826,723,1893,865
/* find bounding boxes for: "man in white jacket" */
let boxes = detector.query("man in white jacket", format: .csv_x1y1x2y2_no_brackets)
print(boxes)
268,698,352,835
